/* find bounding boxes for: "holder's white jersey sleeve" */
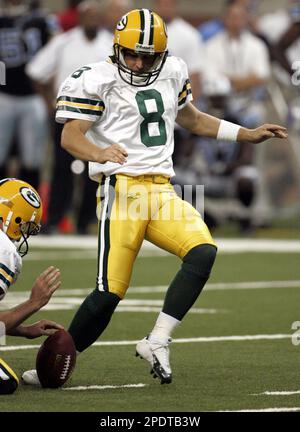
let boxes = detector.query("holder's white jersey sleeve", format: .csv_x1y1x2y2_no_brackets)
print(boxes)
0,231,22,301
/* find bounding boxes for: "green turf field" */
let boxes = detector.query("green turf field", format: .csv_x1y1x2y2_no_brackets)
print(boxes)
1,244,300,412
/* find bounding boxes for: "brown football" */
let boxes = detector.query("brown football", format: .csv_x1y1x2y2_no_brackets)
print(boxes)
36,329,76,388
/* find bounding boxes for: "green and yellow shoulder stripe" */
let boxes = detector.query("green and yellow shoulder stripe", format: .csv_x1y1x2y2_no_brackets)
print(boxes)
56,96,105,117
178,79,192,107
0,263,15,292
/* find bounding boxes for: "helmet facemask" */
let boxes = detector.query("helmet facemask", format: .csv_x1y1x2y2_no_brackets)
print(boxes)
17,221,41,257
113,44,168,87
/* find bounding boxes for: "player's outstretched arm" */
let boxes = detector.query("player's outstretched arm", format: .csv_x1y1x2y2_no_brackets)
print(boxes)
176,102,288,143
9,320,64,339
0,267,62,335
237,124,288,143
61,119,128,164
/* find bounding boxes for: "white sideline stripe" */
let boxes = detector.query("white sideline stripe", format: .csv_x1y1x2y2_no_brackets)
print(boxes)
27,251,97,261
126,280,300,293
63,383,146,391
26,250,169,260
219,407,300,412
7,280,300,298
0,296,220,314
31,305,75,311
114,307,219,314
255,390,300,396
0,304,219,313
0,333,291,352
28,236,300,254
206,280,300,291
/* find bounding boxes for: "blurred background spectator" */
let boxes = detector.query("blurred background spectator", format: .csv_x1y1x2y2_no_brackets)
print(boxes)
26,0,130,234
154,0,204,197
173,1,270,233
57,0,82,31
199,0,262,41
273,0,300,134
0,0,58,189
202,2,270,233
154,0,203,101
272,2,300,77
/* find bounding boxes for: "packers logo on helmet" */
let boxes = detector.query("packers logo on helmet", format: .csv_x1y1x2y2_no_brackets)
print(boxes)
116,15,128,31
113,9,168,86
0,178,42,256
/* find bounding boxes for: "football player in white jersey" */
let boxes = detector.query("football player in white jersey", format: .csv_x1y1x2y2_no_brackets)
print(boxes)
24,9,288,386
0,178,62,394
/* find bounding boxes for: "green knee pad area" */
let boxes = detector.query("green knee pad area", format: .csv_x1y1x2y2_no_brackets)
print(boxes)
84,289,121,317
162,244,217,321
182,244,217,281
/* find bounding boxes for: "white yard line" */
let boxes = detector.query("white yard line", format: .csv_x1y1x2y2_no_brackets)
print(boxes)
0,333,291,352
2,279,299,312
0,296,221,314
206,280,300,291
113,307,219,314
254,390,300,396
6,280,300,298
126,280,300,293
63,383,147,391
27,251,97,261
27,236,300,255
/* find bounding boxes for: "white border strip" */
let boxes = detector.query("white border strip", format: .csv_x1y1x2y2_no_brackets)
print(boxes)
219,407,300,412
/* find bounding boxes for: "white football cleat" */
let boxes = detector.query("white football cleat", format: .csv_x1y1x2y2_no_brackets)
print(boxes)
22,369,41,386
136,336,172,384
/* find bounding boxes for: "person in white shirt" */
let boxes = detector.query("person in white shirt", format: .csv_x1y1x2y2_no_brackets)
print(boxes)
26,0,114,234
153,0,203,102
201,3,271,232
0,178,62,395
153,0,204,180
204,3,270,126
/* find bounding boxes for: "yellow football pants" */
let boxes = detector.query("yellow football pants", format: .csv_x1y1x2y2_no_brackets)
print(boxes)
0,357,19,395
96,174,216,299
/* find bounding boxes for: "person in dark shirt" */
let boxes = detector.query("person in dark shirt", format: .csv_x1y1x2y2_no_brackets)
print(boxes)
0,0,56,189
273,1,300,76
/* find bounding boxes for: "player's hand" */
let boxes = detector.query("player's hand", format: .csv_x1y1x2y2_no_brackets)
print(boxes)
30,266,61,309
98,144,128,164
241,124,288,143
22,320,64,339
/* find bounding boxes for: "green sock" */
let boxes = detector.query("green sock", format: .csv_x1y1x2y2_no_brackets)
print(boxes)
163,244,217,320
68,289,120,352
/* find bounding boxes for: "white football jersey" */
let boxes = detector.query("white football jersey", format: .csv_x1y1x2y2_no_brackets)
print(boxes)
0,230,22,301
56,56,193,180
